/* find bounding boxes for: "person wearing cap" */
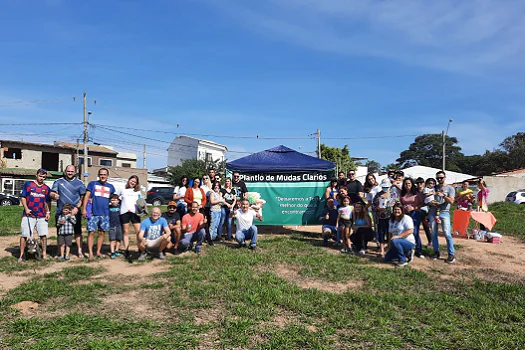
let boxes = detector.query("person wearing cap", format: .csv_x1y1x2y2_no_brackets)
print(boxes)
19,168,52,262
162,201,182,250
372,178,393,257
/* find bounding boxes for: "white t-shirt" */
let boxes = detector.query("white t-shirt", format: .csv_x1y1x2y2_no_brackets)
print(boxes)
235,209,257,231
173,186,187,205
118,188,141,214
389,215,415,244
366,185,382,202
423,187,435,204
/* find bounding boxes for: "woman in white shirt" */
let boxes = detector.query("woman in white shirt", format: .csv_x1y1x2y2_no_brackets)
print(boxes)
172,176,189,217
384,203,415,267
118,175,142,257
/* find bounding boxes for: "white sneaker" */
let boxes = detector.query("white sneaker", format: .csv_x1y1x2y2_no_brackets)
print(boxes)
340,247,348,254
407,249,415,263
358,249,366,256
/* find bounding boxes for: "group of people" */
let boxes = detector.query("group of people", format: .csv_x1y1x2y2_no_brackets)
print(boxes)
322,169,489,266
17,166,262,263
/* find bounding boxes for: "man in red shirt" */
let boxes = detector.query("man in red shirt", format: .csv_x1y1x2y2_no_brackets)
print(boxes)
19,169,51,262
180,201,205,254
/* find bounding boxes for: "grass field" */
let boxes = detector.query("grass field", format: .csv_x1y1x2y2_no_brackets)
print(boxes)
1,203,524,349
1,236,524,349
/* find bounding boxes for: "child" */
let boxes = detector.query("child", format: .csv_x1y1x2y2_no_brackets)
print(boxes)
337,196,353,253
373,179,393,257
424,178,441,224
109,194,123,259
57,203,76,261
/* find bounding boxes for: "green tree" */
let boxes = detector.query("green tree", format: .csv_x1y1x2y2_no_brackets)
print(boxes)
365,160,381,173
320,144,355,173
500,132,525,169
396,134,463,170
380,163,401,173
167,158,225,185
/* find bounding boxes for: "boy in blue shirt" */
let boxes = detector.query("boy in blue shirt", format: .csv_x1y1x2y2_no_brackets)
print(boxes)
108,194,123,259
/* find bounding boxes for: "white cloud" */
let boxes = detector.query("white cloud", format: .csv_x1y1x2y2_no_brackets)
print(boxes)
212,0,525,75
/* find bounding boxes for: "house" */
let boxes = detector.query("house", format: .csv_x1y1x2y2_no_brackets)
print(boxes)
0,140,147,196
167,136,227,167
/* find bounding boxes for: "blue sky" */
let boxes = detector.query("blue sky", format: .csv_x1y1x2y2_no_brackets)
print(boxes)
1,0,524,171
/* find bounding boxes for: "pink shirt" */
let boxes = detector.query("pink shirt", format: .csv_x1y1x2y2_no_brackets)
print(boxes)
400,192,424,212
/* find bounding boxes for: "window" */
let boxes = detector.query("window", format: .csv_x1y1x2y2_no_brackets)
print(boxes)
99,159,113,166
78,156,92,166
4,148,22,159
205,152,212,162
121,163,131,168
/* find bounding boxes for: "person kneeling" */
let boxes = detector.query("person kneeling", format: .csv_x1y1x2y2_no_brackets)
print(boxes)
349,201,375,256
384,203,415,267
180,201,206,254
232,199,262,250
319,198,338,246
137,207,171,260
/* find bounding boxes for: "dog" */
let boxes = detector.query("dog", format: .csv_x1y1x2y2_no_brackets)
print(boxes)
25,237,42,261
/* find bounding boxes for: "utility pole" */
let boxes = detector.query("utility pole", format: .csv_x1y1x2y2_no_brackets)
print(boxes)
76,138,80,172
442,119,453,171
316,129,321,158
83,92,89,184
143,144,147,169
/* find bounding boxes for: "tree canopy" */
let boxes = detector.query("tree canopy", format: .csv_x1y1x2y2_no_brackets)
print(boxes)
167,158,225,185
396,134,463,172
321,144,355,173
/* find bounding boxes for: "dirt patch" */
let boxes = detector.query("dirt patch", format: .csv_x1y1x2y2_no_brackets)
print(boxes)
273,265,363,293
10,301,39,315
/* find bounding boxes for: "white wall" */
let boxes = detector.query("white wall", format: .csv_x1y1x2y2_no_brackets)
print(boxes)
197,144,226,163
483,176,525,203
167,137,198,167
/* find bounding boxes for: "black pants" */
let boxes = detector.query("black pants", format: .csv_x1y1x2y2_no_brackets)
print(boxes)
350,227,375,251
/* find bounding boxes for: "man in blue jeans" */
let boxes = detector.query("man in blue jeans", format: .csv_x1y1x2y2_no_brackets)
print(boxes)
428,171,456,263
232,199,262,250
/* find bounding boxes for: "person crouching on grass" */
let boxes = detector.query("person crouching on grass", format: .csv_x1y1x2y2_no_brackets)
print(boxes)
108,194,123,259
137,207,172,261
337,196,353,254
232,199,262,250
56,203,76,261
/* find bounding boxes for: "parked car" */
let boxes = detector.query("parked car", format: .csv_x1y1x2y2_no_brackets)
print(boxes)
146,187,175,206
0,192,21,206
505,190,525,204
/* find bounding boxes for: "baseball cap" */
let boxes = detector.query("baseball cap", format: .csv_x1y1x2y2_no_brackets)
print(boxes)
167,201,177,208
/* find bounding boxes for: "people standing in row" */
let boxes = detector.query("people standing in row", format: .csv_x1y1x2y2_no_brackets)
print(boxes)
50,165,86,258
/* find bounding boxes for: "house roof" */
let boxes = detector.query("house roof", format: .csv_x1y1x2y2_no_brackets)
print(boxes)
0,168,62,177
1,139,74,151
58,142,118,154
491,168,525,176
173,135,228,151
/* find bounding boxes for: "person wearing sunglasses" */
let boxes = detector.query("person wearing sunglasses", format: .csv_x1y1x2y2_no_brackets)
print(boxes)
232,171,248,204
428,171,456,263
346,170,364,204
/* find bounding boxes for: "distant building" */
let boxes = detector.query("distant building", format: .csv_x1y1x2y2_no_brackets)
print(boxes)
167,135,227,167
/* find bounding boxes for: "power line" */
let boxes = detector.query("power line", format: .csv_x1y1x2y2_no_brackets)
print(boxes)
0,96,77,107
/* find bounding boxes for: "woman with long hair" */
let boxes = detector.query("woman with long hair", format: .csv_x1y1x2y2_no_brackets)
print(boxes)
173,175,189,217
325,178,339,207
349,201,375,255
384,203,415,267
219,177,236,241
184,177,207,208
477,179,490,230
400,178,424,258
118,175,142,258
208,181,226,244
